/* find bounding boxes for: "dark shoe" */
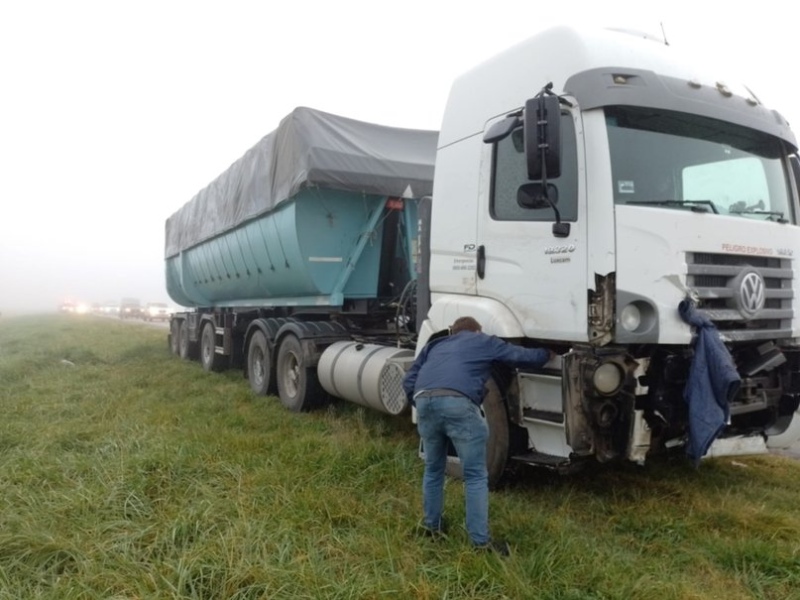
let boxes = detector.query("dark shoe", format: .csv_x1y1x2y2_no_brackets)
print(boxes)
473,539,510,557
415,517,448,539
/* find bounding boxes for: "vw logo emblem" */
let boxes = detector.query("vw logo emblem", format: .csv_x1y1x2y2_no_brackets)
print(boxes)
733,269,765,318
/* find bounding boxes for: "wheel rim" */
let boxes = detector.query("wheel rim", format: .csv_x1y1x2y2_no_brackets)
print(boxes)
284,352,300,398
171,322,180,353
180,323,189,355
202,326,213,365
252,345,265,387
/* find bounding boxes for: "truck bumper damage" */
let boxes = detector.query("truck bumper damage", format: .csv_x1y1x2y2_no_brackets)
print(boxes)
512,341,800,469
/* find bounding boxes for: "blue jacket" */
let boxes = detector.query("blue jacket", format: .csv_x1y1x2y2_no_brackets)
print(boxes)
403,330,550,406
678,299,741,465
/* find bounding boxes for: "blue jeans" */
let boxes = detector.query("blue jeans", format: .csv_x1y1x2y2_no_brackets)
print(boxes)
416,395,489,545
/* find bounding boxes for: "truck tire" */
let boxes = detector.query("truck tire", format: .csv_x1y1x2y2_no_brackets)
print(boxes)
276,334,324,412
169,320,181,355
179,320,197,361
247,330,273,395
200,321,224,372
445,377,510,489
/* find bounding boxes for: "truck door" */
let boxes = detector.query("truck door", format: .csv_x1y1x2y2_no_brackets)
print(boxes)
476,109,588,341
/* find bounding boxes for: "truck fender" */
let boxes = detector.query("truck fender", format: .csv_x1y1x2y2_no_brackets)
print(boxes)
423,295,527,343
273,320,350,367
243,317,295,378
244,318,291,352
198,313,216,332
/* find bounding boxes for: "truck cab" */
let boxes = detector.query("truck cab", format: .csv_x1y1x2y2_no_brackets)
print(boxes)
421,26,800,476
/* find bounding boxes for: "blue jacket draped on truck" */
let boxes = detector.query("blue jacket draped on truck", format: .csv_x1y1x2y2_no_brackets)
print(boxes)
678,298,741,465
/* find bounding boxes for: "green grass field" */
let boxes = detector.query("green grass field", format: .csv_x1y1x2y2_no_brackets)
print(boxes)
1,314,799,599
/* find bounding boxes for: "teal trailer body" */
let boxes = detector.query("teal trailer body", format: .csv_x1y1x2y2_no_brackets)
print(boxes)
164,107,437,310
166,189,419,308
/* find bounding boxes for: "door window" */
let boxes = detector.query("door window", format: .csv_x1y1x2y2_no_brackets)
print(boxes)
490,113,578,221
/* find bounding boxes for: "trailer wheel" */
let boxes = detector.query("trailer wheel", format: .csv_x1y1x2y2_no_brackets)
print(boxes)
169,320,181,355
247,330,273,395
200,321,224,372
276,334,324,412
445,377,510,489
179,319,197,361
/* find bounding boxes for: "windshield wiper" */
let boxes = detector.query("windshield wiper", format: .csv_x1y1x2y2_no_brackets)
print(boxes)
728,199,787,222
729,208,788,222
625,199,719,214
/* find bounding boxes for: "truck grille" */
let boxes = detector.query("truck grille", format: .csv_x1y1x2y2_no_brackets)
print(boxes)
687,252,794,342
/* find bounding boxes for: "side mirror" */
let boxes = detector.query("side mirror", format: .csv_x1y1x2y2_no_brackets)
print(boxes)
518,183,559,209
483,115,521,144
525,95,562,180
518,182,569,237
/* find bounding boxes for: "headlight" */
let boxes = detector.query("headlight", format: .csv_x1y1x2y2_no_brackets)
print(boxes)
592,362,623,396
620,303,641,332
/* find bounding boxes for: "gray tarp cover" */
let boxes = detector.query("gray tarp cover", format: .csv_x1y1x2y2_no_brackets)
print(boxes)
165,107,439,257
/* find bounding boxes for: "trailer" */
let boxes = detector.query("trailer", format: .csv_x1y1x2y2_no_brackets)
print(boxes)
166,106,436,414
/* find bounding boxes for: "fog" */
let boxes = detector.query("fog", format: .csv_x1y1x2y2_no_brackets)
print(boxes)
2,0,798,315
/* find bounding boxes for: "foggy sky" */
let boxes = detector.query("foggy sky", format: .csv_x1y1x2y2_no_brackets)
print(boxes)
2,0,798,314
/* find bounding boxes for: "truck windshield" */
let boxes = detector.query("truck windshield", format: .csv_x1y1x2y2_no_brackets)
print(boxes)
606,106,795,224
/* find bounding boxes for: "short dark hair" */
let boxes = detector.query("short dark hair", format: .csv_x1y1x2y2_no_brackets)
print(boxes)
451,316,481,334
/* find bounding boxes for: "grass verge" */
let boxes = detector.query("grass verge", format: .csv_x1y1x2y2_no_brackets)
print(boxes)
1,314,799,599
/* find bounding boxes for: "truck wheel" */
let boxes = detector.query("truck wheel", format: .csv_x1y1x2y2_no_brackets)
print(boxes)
276,334,324,412
445,377,510,489
169,320,181,355
200,321,224,372
179,320,197,361
247,330,273,395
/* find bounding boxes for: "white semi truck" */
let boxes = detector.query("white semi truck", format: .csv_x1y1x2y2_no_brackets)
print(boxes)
167,26,800,483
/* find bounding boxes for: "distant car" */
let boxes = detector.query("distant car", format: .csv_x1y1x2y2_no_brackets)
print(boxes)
119,298,143,319
142,302,170,322
101,301,119,315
